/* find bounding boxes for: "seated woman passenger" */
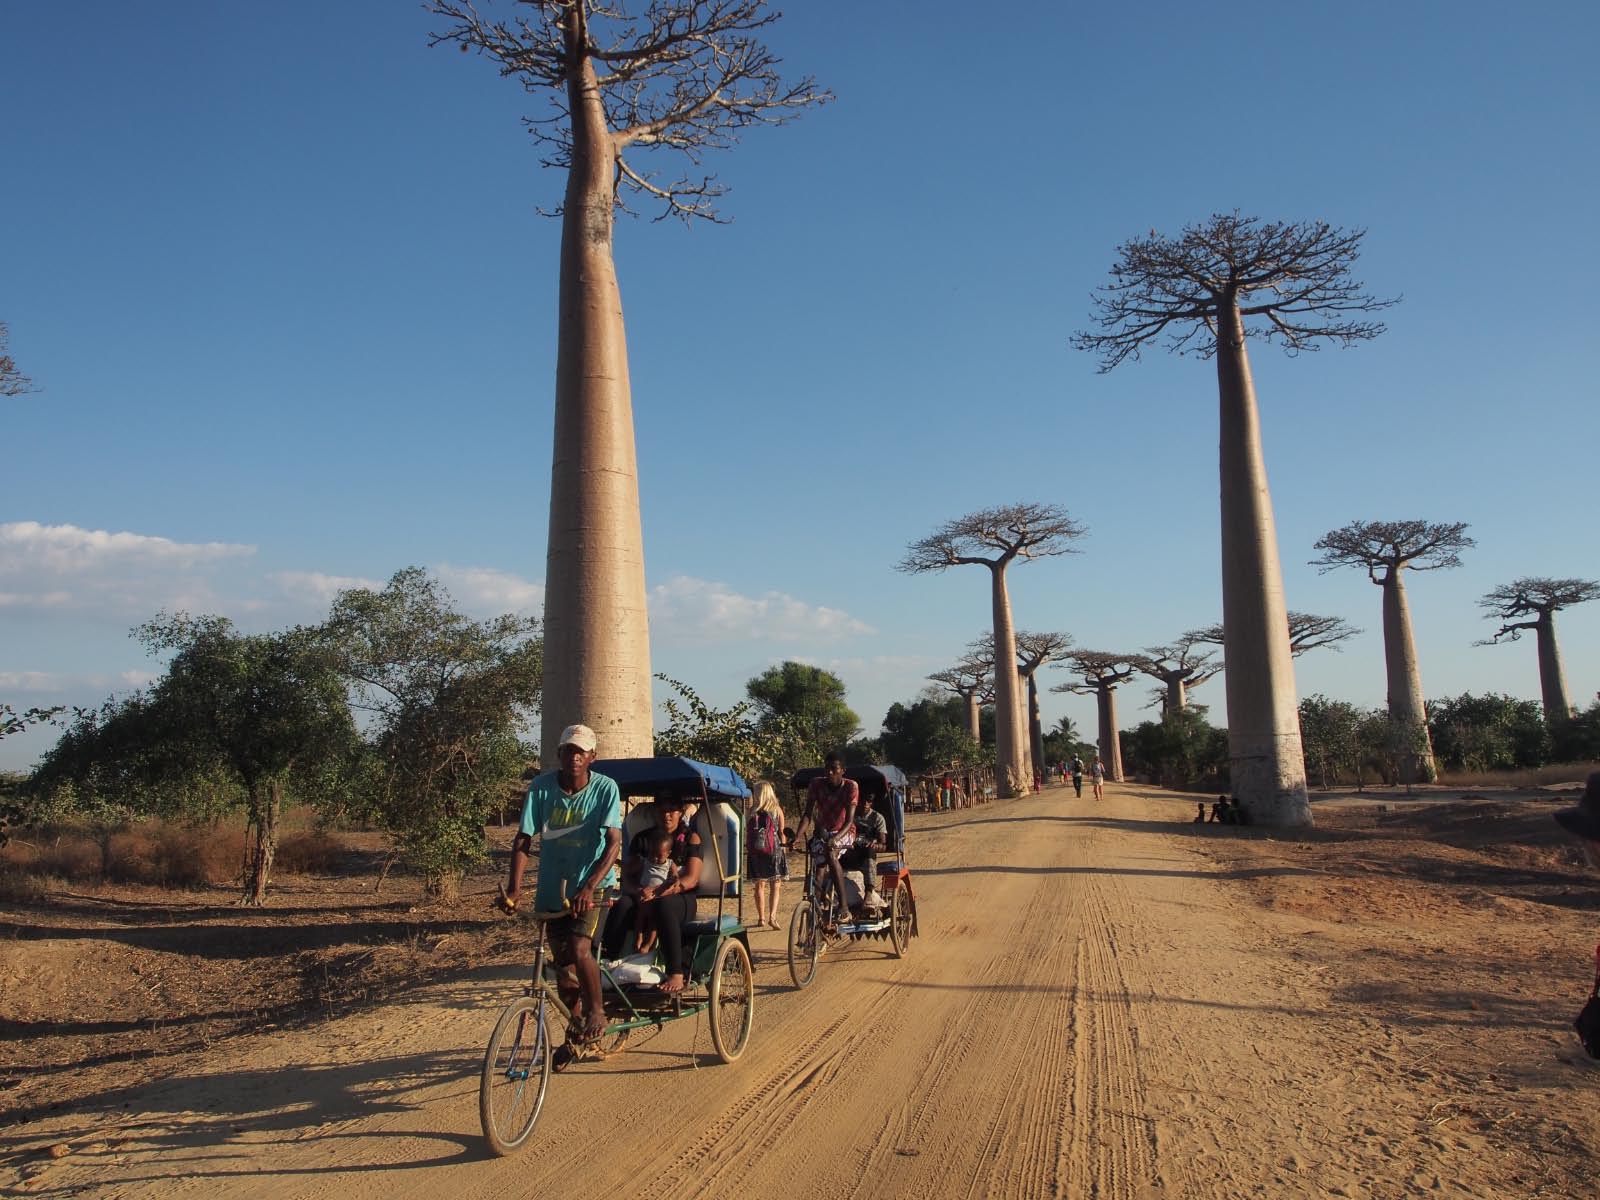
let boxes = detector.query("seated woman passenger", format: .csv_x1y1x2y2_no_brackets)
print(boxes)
603,795,703,995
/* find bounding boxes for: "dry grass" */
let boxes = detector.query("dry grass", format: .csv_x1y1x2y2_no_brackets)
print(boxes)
1,811,358,888
1432,761,1598,790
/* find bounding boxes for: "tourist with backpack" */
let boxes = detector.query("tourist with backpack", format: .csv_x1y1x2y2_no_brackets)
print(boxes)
746,780,788,930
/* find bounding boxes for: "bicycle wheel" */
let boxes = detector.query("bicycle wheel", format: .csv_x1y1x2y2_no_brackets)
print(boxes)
787,898,820,989
708,937,755,1062
889,878,913,958
479,997,552,1156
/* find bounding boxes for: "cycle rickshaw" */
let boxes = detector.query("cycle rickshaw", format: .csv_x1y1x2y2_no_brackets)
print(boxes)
785,763,920,988
480,755,755,1155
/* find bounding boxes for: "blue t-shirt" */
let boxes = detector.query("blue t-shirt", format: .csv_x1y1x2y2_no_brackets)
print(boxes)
519,770,622,911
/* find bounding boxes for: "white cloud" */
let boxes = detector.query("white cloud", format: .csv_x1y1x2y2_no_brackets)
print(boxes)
0,521,255,617
435,564,544,617
0,668,155,694
648,575,876,644
268,570,384,607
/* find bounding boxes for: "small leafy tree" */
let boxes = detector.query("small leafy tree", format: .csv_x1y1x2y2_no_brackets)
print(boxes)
135,615,357,904
1121,708,1228,789
325,568,542,899
1298,694,1365,789
1427,693,1552,773
880,695,976,775
654,675,805,783
745,661,860,756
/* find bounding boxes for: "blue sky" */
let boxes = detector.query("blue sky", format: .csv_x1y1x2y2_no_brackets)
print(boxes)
4,1,1598,771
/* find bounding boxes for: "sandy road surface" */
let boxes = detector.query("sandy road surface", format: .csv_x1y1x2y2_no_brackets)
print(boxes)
5,785,1593,1198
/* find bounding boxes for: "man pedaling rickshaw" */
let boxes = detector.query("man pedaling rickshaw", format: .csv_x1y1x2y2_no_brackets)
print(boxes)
496,722,622,1057
800,752,884,919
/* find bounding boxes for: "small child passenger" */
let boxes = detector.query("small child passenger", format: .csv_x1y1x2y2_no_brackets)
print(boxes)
633,831,675,953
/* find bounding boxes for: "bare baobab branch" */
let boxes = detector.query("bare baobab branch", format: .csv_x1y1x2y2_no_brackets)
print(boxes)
427,0,831,222
1071,213,1397,371
1188,612,1361,659
0,321,35,397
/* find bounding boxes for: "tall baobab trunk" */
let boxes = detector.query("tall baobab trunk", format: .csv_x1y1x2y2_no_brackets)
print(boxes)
965,693,981,743
1379,568,1436,782
1216,299,1310,825
1096,683,1124,782
1166,675,1188,713
1534,610,1573,722
1026,673,1044,780
988,565,1025,798
540,41,653,764
1016,667,1034,785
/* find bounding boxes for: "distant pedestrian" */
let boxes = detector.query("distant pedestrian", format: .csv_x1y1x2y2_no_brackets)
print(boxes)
1069,756,1084,798
1090,757,1105,801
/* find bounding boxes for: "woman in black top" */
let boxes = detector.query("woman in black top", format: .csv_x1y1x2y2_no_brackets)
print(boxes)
604,795,703,994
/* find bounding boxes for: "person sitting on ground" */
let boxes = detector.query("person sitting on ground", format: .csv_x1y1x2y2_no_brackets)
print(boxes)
1229,797,1251,826
840,787,889,912
1194,802,1207,823
1210,795,1229,824
498,722,621,1053
603,795,703,995
799,752,858,924
628,830,675,953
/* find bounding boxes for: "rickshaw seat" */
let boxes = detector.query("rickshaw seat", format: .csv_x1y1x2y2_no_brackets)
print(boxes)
683,913,741,937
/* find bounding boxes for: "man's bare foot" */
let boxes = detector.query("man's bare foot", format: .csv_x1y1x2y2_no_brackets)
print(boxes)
658,973,685,995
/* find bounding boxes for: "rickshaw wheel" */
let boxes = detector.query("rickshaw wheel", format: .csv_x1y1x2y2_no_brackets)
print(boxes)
787,899,820,989
889,879,913,958
479,998,551,1156
708,937,755,1063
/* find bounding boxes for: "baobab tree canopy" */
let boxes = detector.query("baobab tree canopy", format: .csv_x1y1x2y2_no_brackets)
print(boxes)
1478,578,1600,639
428,0,830,222
1071,212,1396,369
1312,520,1475,579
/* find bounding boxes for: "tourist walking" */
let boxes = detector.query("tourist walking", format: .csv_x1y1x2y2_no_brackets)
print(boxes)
746,780,787,930
1070,755,1084,798
1090,756,1105,801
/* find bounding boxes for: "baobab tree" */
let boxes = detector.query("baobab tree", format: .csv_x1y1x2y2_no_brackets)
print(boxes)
899,503,1086,797
1133,633,1220,714
1075,214,1395,825
1051,652,1138,782
1477,577,1600,723
928,651,993,745
429,1,828,760
1015,630,1073,779
1312,519,1474,782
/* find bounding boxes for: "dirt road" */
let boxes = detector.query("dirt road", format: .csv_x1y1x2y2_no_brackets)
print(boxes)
6,785,1596,1198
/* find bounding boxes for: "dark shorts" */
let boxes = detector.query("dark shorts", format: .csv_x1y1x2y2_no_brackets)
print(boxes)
547,895,613,964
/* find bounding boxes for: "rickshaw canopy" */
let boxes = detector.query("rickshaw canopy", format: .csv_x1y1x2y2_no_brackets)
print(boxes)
593,755,752,802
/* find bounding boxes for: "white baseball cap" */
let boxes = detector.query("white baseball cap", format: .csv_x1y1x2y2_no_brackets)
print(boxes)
558,723,598,753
